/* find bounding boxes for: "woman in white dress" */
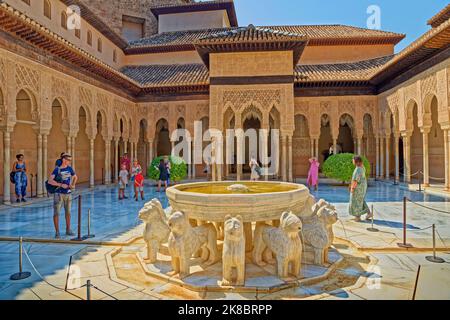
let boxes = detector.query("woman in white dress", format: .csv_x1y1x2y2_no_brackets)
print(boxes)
249,156,260,181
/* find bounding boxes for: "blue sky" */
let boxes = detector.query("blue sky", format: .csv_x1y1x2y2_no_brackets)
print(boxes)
228,0,449,52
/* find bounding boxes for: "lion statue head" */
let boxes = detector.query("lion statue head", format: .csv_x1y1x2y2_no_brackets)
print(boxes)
280,211,302,235
167,211,189,236
138,198,167,223
224,215,244,242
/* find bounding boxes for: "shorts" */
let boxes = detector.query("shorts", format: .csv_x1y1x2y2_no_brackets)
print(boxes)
135,185,144,192
53,193,72,217
119,182,126,189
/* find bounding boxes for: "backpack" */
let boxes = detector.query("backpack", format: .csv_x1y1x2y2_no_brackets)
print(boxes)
9,171,15,184
45,166,62,194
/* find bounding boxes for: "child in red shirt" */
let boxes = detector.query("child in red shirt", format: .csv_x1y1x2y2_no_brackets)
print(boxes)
134,172,144,201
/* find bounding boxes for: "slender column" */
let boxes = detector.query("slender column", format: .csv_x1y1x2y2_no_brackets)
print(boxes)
3,131,11,204
422,129,430,187
187,139,192,179
375,136,380,177
89,138,95,187
394,134,400,182
171,141,175,156
380,137,384,179
385,135,390,180
288,136,293,182
71,137,76,170
333,138,337,155
36,134,43,197
148,140,153,173
262,130,269,181
315,138,319,159
123,140,128,153
281,135,287,181
114,139,119,182
310,139,314,158
403,134,411,183
445,130,449,190
42,135,48,189
134,142,138,160
67,136,72,155
130,142,134,161
236,131,243,181
357,137,362,155
105,140,111,185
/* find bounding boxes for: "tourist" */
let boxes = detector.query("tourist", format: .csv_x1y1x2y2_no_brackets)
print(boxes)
120,152,131,174
348,155,372,222
164,157,171,185
307,157,320,191
12,154,28,203
249,155,260,181
157,159,168,192
134,171,145,201
131,159,142,200
118,164,128,200
204,157,211,180
47,153,78,238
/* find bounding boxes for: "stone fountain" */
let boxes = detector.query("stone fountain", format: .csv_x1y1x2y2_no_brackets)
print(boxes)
138,181,340,292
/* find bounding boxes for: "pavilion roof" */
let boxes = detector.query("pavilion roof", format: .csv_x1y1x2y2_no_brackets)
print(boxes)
428,4,450,28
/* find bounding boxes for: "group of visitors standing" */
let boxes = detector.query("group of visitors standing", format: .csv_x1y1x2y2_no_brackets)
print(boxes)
118,153,146,201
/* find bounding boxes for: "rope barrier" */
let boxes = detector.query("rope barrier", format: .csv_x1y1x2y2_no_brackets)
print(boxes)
91,284,119,300
407,199,450,215
435,228,450,249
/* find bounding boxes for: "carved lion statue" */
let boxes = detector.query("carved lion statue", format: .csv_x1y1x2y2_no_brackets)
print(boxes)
221,215,246,286
301,199,338,266
138,198,170,263
167,211,219,278
252,211,303,279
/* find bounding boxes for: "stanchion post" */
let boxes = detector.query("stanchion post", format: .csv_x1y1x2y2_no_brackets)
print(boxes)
398,197,413,248
86,208,95,239
86,280,91,300
426,224,445,263
367,204,379,232
10,237,31,280
72,195,87,241
30,174,33,199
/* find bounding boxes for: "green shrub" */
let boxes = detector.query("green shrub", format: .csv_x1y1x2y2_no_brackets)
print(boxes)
147,155,187,182
322,153,371,183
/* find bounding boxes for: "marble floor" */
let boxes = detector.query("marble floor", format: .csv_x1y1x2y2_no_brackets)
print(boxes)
0,180,449,300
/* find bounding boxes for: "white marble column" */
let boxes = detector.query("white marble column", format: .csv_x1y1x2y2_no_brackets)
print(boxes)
105,140,111,185
123,140,128,154
281,135,287,181
422,129,430,187
148,140,153,176
403,134,411,183
288,136,293,182
71,137,76,170
130,142,134,161
445,130,449,191
66,136,72,156
315,138,319,159
385,135,390,180
89,138,95,187
310,139,314,158
375,136,380,178
379,137,384,179
236,131,243,181
114,139,119,182
43,134,48,189
262,130,269,181
37,134,43,197
333,138,337,155
3,131,11,204
357,137,362,155
394,134,400,182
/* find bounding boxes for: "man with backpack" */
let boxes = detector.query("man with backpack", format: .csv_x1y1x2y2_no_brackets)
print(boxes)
47,153,78,239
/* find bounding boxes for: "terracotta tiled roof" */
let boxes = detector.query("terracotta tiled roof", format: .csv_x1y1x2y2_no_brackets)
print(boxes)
196,25,307,43
295,55,394,82
125,25,404,54
120,64,209,87
151,0,238,27
428,4,450,28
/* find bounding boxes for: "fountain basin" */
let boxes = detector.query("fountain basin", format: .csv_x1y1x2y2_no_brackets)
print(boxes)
166,181,310,222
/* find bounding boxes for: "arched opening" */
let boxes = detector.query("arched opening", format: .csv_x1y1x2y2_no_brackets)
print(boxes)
241,105,262,174
48,99,67,175
319,114,332,164
293,114,310,177
427,96,445,183
94,111,106,184
338,113,355,153
156,118,170,156
43,0,52,19
137,119,148,175
11,89,38,197
75,107,90,184
407,101,422,181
